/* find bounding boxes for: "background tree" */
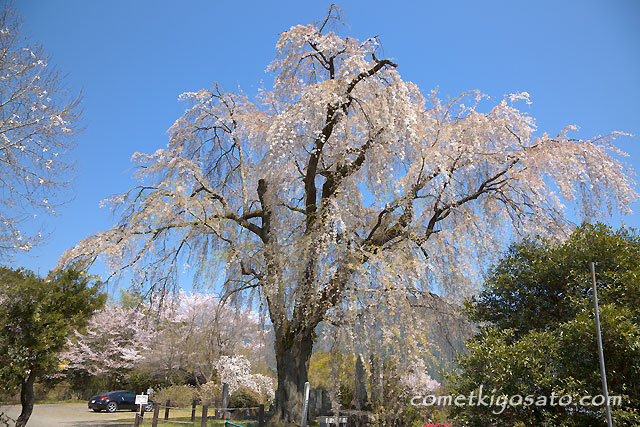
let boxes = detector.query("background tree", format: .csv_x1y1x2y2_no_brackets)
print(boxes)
58,7,636,422
0,267,105,427
62,291,269,390
141,292,267,386
0,2,82,259
448,223,640,426
60,303,153,390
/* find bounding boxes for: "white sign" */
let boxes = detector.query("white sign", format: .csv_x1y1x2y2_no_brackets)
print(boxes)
135,394,148,405
317,416,348,424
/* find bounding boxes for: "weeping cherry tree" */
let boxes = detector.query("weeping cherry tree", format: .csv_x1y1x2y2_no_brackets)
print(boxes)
59,8,636,422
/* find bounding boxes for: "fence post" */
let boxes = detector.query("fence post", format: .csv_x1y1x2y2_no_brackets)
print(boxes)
152,403,160,427
221,382,229,420
164,399,171,421
201,404,208,427
191,399,197,421
258,404,265,427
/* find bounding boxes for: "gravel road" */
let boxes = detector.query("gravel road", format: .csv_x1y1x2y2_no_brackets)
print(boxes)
0,403,139,427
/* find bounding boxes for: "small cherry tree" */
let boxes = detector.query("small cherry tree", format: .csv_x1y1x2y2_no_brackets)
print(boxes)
59,7,636,421
61,304,153,387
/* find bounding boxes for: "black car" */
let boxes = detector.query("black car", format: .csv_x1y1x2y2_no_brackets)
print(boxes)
88,390,154,413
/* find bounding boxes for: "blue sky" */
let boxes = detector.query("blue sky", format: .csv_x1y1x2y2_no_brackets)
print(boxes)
11,0,640,292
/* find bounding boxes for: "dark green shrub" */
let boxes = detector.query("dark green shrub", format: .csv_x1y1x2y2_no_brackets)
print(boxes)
228,386,261,408
449,224,640,426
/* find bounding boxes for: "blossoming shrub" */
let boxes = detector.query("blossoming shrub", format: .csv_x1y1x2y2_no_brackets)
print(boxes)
215,355,275,403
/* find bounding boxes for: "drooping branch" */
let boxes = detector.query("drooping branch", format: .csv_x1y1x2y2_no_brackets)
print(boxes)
303,57,398,231
321,129,382,200
307,154,527,316
190,184,263,237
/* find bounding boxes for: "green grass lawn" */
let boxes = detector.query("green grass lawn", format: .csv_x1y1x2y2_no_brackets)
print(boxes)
140,419,258,427
139,406,259,427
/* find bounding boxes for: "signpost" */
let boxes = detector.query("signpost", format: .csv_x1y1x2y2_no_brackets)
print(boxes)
136,394,149,406
134,394,148,426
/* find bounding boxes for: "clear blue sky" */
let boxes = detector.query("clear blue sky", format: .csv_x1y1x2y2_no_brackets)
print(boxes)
11,0,640,292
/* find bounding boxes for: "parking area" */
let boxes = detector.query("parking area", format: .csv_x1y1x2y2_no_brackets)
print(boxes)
0,403,138,427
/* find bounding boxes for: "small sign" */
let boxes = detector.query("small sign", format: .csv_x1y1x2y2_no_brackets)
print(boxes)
135,394,148,405
317,416,348,426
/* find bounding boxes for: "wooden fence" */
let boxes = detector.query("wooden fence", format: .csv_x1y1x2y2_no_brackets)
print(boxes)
133,398,266,427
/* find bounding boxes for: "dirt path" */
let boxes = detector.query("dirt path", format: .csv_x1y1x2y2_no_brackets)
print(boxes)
0,403,139,427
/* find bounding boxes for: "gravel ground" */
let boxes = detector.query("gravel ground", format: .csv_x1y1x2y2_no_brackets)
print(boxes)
0,403,139,427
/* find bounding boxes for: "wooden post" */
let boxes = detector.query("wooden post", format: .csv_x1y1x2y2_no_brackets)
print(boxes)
164,399,171,421
191,399,197,421
222,382,229,420
201,404,208,427
258,404,265,427
152,403,160,427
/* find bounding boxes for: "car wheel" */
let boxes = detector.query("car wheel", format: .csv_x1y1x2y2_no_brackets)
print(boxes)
92,408,101,412
106,401,118,413
145,403,154,412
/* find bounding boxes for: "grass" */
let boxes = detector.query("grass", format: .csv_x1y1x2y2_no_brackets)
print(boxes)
139,406,259,427
140,419,258,427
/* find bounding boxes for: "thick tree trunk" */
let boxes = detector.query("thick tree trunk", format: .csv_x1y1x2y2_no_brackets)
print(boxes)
16,370,36,427
272,329,314,424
